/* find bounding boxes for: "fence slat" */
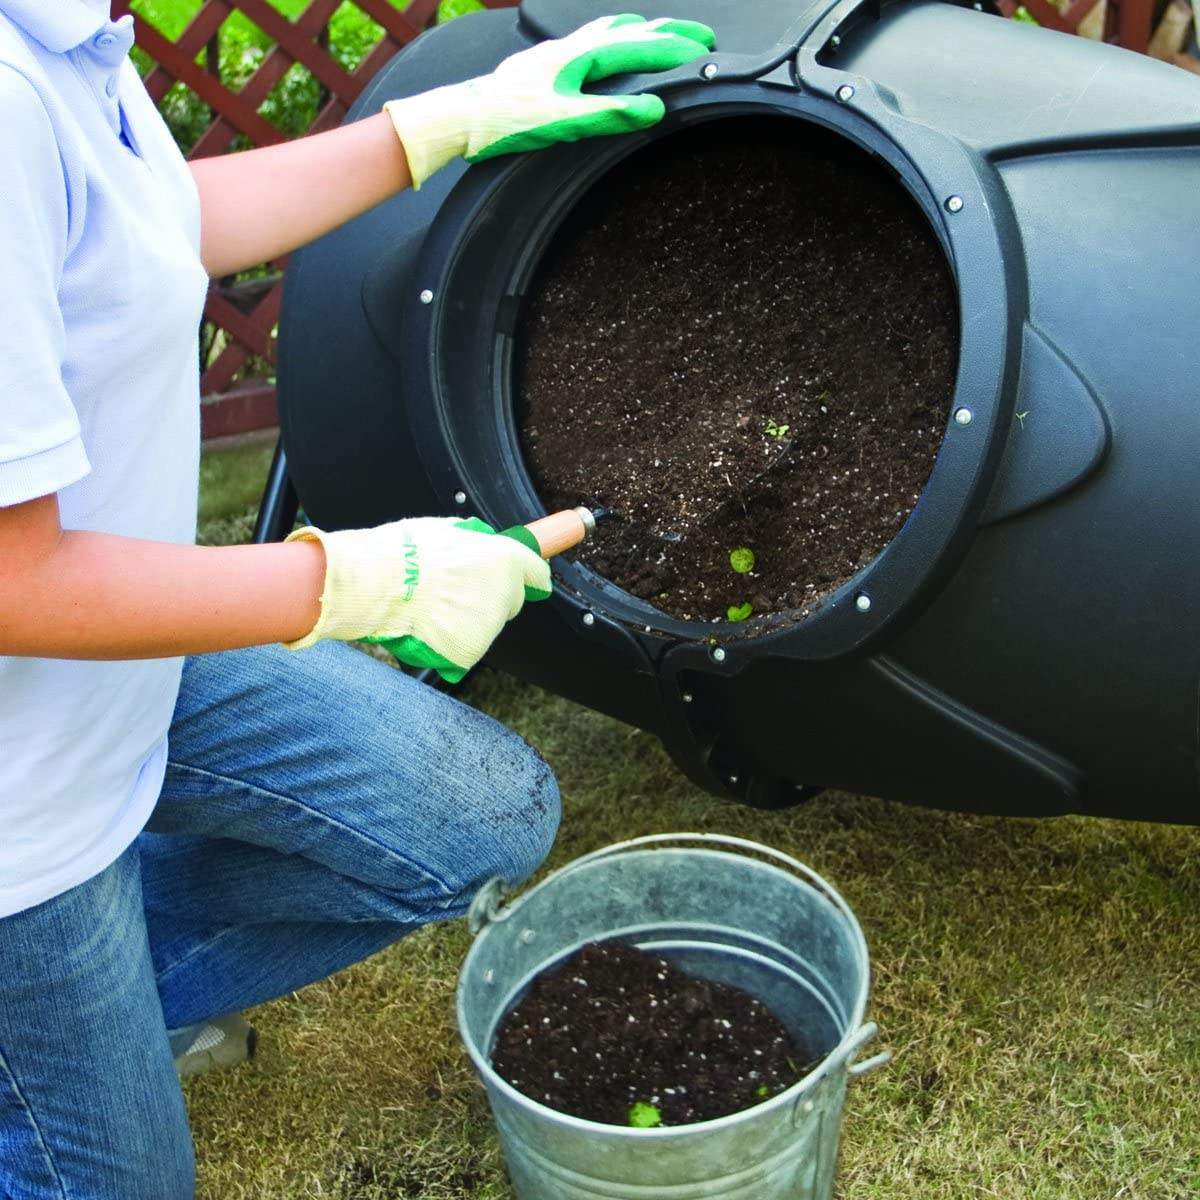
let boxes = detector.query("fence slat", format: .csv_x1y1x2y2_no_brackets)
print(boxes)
125,12,286,145
230,0,361,100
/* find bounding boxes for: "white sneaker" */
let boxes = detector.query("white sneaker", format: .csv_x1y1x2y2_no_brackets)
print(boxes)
171,1013,257,1079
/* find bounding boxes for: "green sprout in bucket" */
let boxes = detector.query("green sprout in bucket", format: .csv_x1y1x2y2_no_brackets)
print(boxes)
727,602,753,622
628,1101,662,1128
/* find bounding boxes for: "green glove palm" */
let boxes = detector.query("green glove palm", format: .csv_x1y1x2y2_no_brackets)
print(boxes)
366,519,548,684
383,14,717,188
283,517,551,685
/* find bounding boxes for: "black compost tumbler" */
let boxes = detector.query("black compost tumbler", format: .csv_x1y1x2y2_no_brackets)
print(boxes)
279,0,1200,824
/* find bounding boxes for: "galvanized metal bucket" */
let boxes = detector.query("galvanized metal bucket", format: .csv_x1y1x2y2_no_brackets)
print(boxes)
457,833,889,1199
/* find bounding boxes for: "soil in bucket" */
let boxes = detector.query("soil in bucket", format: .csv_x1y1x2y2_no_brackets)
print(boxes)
517,118,959,624
490,939,820,1127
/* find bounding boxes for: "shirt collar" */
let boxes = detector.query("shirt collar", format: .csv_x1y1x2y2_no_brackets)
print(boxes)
1,0,113,53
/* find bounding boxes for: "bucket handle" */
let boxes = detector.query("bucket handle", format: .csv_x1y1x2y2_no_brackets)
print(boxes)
532,833,865,931
467,875,516,935
843,1021,892,1080
466,833,869,962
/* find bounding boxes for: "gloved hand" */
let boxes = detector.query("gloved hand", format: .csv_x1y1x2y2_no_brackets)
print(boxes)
383,13,717,188
284,516,552,683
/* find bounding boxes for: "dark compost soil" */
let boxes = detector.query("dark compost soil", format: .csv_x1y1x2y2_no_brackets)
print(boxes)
490,940,818,1127
517,119,959,623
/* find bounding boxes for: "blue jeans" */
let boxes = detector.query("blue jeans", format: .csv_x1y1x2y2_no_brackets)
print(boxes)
0,643,559,1199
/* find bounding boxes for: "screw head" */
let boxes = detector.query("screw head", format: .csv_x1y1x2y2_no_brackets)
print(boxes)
419,288,434,304
711,646,727,663
944,195,964,214
855,593,872,613
954,406,974,426
836,84,855,103
453,490,467,505
582,611,596,627
700,61,719,80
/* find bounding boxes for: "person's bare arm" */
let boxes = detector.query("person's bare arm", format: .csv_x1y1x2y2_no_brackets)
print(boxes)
0,494,324,658
189,113,412,278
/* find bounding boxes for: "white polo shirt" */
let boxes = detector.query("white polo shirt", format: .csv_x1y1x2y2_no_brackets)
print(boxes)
0,0,207,915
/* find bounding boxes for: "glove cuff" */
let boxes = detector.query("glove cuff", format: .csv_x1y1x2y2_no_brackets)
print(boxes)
281,526,412,651
383,82,479,189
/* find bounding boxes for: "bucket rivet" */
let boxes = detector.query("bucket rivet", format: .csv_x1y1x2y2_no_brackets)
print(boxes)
944,195,964,214
419,288,434,304
855,593,872,613
520,929,536,944
836,84,855,103
483,968,495,984
803,1100,815,1114
582,612,596,627
453,490,467,505
954,406,974,426
701,61,719,80
830,34,842,48
682,692,694,703
711,646,727,663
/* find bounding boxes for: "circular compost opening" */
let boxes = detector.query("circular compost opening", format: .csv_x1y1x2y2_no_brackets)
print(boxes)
517,117,960,625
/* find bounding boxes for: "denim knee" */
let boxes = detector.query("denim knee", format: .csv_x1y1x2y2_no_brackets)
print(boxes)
458,729,561,893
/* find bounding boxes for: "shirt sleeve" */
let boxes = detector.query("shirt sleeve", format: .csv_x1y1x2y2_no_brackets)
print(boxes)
0,64,90,507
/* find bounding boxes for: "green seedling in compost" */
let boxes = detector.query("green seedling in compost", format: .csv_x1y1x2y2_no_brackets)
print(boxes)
729,547,756,574
727,602,753,622
756,1084,770,1098
628,1101,662,1128
1016,409,1030,428
765,418,790,440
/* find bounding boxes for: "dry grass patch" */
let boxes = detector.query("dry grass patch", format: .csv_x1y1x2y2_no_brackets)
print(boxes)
191,492,1200,1198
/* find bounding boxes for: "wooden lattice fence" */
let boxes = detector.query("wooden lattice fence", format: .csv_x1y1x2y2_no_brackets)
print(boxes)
115,0,514,439
123,0,1194,440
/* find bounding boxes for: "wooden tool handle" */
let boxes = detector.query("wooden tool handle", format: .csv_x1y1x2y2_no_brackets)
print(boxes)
524,507,595,558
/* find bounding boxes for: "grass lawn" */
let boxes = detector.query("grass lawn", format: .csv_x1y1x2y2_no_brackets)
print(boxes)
192,444,1200,1199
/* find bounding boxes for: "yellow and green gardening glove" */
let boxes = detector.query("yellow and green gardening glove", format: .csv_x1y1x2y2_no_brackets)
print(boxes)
283,516,551,683
383,14,717,188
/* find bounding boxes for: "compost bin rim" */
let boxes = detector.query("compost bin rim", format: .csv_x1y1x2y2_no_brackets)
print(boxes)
406,79,1019,665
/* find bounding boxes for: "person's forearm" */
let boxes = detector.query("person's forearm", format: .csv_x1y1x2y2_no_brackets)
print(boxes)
189,113,412,277
0,531,325,659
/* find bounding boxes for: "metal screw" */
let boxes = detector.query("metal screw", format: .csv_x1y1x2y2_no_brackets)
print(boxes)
682,692,694,704
419,288,434,304
855,593,872,613
944,195,964,214
954,406,974,426
836,84,855,103
711,646,727,663
453,490,467,505
701,61,719,80
520,929,535,944
582,611,596,627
